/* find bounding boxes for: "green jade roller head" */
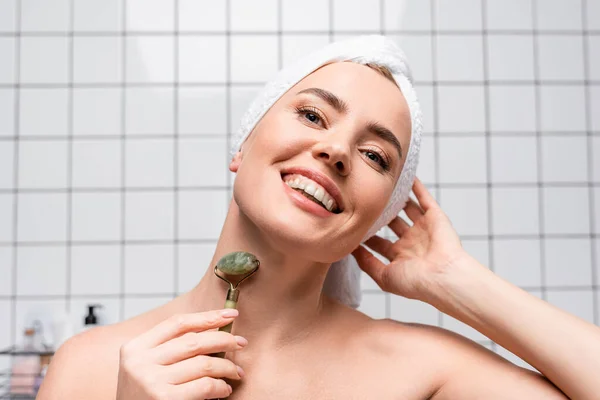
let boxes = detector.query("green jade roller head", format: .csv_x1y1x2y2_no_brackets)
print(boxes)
213,251,259,358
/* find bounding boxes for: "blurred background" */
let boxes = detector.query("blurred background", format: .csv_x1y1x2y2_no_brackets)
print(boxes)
0,0,598,377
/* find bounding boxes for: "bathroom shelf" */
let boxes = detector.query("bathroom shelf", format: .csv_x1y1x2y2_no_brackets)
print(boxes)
0,370,38,399
0,346,55,357
0,347,55,399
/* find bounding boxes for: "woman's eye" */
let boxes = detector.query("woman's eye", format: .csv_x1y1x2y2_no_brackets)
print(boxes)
363,149,390,171
304,112,320,124
295,106,324,126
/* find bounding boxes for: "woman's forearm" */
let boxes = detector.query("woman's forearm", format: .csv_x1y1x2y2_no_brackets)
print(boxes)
427,253,600,400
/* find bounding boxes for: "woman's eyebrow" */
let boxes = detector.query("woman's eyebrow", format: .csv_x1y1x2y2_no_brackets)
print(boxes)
295,87,403,160
296,87,349,114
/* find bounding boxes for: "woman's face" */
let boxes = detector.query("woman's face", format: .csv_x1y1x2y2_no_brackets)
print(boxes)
230,61,411,263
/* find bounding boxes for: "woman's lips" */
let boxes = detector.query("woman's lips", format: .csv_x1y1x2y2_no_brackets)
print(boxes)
282,180,335,217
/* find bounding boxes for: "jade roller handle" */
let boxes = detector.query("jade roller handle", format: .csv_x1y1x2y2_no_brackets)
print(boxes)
213,288,239,358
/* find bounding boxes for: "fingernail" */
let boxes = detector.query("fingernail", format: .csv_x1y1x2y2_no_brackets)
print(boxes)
235,335,248,347
228,384,233,394
237,365,245,378
221,309,239,318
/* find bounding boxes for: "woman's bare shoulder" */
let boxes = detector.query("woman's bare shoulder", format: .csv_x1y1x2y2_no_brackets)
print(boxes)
36,305,173,400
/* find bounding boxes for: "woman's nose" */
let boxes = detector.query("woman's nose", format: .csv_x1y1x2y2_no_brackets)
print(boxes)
311,139,352,176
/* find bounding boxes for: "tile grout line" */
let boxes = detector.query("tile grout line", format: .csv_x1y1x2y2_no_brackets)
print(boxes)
481,0,497,352
3,79,600,89
380,0,391,320
66,0,75,316
119,0,127,321
173,0,179,299
581,0,598,325
2,29,600,37
531,0,548,305
430,0,444,330
9,0,22,357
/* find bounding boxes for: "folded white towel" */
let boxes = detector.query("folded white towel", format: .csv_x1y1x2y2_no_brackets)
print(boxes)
231,35,422,308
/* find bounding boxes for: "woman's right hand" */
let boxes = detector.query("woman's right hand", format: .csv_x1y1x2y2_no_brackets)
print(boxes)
116,309,247,399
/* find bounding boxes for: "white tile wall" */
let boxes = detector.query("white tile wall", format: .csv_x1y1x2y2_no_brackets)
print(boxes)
21,0,69,32
18,140,68,188
488,85,536,133
485,0,533,30
231,0,278,32
538,35,585,81
0,0,17,33
125,87,174,135
0,194,13,243
70,245,121,295
125,192,174,240
19,88,69,136
493,239,542,288
73,37,122,83
439,188,489,236
0,38,16,83
0,141,14,189
486,35,535,81
125,244,174,294
16,246,66,296
20,37,69,84
436,36,484,81
492,187,540,235
73,88,122,136
435,0,482,31
489,137,538,183
282,0,329,32
73,0,122,32
437,86,486,134
178,87,227,136
0,0,597,378
0,89,14,137
71,192,121,241
544,239,592,287
542,187,590,235
438,137,487,183
0,247,12,296
539,86,587,132
541,136,588,182
179,36,227,83
126,37,174,83
230,35,279,82
179,0,226,32
535,0,583,31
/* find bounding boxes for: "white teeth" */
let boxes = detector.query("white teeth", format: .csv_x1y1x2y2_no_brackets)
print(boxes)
283,173,339,212
304,183,316,196
313,187,324,202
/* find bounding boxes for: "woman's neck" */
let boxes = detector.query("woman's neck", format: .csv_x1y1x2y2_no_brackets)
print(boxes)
183,199,336,350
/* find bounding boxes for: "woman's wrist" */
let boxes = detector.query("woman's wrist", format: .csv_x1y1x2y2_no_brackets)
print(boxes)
422,251,496,317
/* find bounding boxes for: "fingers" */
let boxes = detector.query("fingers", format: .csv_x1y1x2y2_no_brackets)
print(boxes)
174,376,233,399
387,215,410,237
152,330,247,365
129,310,239,350
352,245,386,283
404,198,424,223
364,236,397,261
164,354,244,384
412,177,437,212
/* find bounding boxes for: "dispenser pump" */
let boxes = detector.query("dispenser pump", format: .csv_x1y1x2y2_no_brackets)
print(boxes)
84,304,103,329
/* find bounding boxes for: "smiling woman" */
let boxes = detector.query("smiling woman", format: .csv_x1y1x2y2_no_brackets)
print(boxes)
36,35,599,400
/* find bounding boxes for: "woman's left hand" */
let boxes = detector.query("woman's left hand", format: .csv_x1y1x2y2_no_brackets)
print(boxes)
352,177,477,303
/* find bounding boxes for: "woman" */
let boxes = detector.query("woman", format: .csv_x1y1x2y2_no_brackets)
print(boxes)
37,36,598,399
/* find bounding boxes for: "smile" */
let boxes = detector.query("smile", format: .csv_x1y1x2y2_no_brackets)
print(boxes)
283,173,340,213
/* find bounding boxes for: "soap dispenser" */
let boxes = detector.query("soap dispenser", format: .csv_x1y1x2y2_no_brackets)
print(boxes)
82,304,103,332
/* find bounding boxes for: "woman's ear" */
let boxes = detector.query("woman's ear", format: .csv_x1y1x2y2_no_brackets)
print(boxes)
229,150,243,173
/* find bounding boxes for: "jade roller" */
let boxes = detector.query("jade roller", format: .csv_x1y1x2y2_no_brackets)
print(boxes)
212,251,259,358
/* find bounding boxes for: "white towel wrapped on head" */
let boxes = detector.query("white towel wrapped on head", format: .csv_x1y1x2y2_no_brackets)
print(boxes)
231,35,423,309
